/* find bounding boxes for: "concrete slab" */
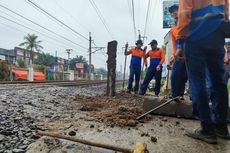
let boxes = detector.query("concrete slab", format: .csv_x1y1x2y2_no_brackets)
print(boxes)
143,96,230,120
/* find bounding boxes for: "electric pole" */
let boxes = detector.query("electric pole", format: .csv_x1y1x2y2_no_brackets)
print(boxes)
138,30,147,43
138,30,141,40
55,51,57,72
89,32,92,80
66,49,72,72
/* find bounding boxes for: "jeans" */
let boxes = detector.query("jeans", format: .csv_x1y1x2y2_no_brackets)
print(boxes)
140,65,162,95
185,30,228,124
171,57,188,97
127,64,141,92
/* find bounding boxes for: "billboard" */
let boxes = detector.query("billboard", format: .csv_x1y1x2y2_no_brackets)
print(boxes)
163,1,179,29
75,63,84,69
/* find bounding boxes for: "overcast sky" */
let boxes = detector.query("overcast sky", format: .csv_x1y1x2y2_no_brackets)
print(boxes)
0,0,170,70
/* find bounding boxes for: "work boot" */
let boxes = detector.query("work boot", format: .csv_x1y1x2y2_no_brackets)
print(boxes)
126,90,131,94
185,122,217,144
154,93,159,97
215,123,230,140
139,91,145,96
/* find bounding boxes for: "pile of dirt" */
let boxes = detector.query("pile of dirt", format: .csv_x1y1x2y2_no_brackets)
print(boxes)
73,92,150,127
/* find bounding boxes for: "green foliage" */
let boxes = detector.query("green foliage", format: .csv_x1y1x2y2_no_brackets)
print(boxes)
34,52,57,66
69,55,89,73
19,34,43,64
0,60,10,80
17,59,26,68
34,65,48,75
94,68,107,76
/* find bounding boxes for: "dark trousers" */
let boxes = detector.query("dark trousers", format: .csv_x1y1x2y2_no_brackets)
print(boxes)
185,30,228,124
171,57,188,97
140,65,162,95
127,64,141,92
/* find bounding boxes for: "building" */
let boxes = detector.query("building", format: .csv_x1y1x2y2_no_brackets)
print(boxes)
164,31,173,89
14,47,38,65
0,48,15,64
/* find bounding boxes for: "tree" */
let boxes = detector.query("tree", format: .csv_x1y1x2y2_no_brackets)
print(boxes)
17,59,26,68
19,34,43,65
94,68,107,76
34,52,57,66
69,55,88,73
0,60,10,80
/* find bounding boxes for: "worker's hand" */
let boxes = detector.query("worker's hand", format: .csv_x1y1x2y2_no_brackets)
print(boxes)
176,45,185,62
144,64,148,71
167,64,172,70
156,65,161,71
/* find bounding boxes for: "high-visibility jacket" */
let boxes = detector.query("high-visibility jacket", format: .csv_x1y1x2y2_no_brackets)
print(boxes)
145,49,165,67
177,0,229,43
128,48,145,66
169,25,178,63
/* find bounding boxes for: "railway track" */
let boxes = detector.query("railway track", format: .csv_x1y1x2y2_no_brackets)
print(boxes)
0,80,122,90
0,80,92,84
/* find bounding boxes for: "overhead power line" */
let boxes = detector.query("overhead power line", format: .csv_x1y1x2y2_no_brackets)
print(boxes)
0,3,87,50
131,0,137,40
25,0,98,47
144,0,152,38
53,0,90,32
27,0,89,41
0,14,87,51
0,21,75,50
126,0,132,18
88,0,114,39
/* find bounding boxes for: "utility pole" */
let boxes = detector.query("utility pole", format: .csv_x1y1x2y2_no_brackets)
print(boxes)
54,50,57,81
55,51,57,72
122,43,128,89
89,32,92,80
66,49,72,72
88,32,105,80
138,30,147,43
138,30,141,40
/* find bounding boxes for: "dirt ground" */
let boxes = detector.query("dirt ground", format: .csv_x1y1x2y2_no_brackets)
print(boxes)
0,84,229,153
72,93,151,127
27,89,230,153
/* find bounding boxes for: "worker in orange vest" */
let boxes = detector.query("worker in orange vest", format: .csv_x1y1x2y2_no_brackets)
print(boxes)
139,40,165,96
125,40,146,94
167,4,187,99
176,0,230,144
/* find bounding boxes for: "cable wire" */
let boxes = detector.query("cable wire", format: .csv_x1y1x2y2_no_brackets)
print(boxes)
144,0,152,38
0,14,87,51
131,0,137,40
88,0,114,39
0,3,88,50
27,0,89,41
0,21,79,50
53,0,90,32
